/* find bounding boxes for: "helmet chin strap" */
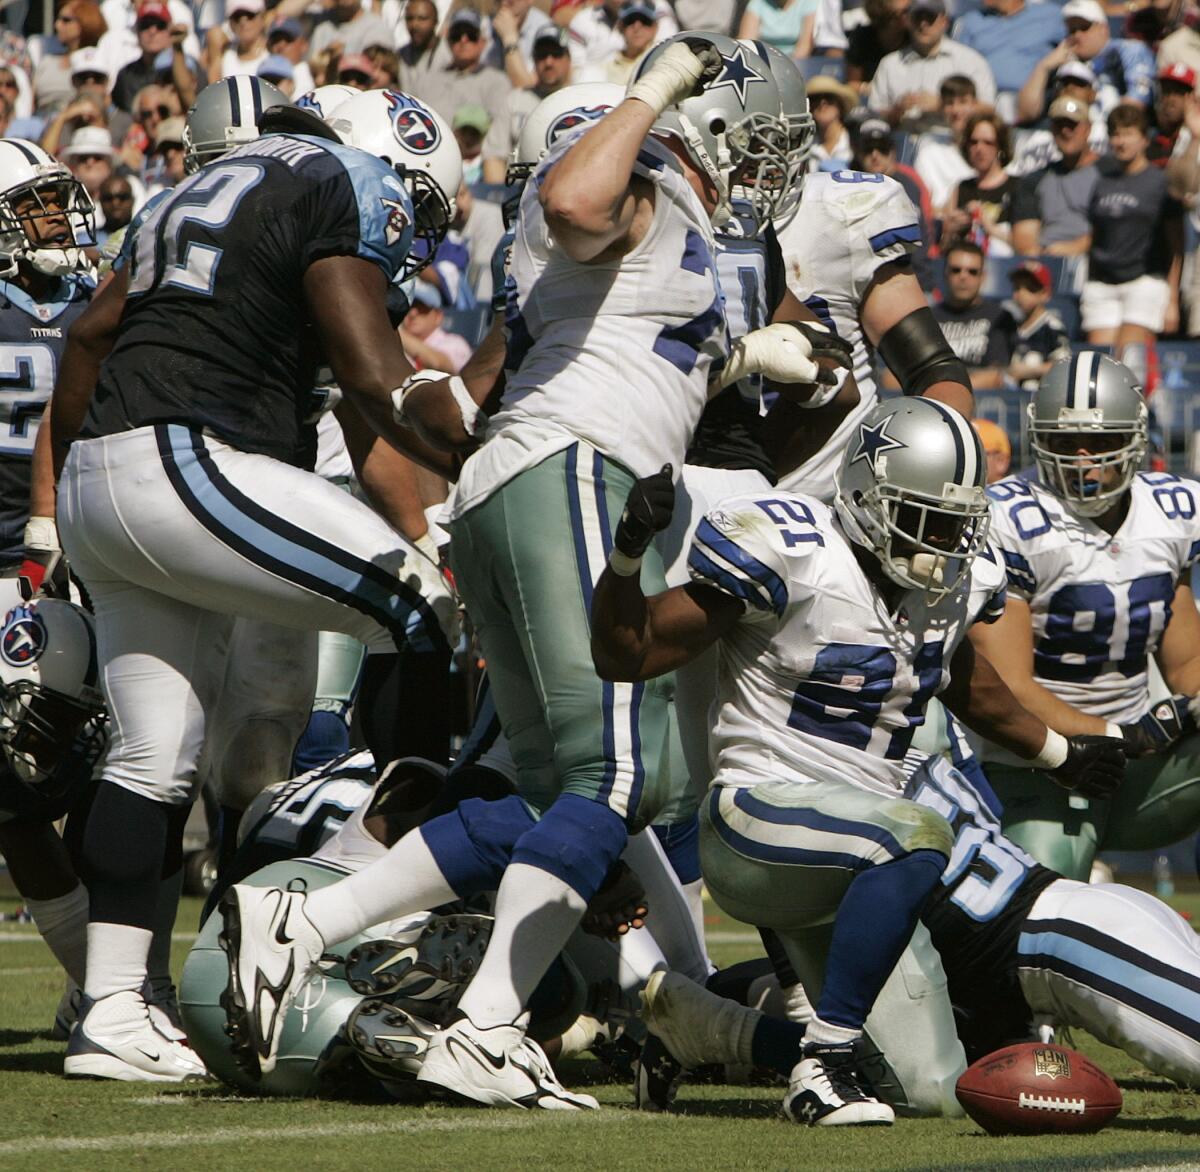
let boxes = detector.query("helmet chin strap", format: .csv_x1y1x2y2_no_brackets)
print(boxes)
28,246,85,278
891,551,948,590
675,113,732,226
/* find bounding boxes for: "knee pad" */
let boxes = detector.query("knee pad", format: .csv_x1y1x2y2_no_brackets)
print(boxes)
511,793,628,900
421,794,536,895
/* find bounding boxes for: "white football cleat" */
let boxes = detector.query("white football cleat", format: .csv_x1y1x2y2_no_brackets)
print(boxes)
783,1043,895,1127
63,990,208,1082
217,885,324,1078
639,970,761,1070
147,981,187,1043
416,1012,599,1110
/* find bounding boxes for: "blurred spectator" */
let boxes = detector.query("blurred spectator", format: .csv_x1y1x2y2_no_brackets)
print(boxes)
1017,0,1154,124
266,19,314,95
488,0,553,89
411,10,508,130
847,0,910,89
118,81,179,175
70,47,130,139
942,109,1015,254
1150,63,1195,165
400,282,473,372
911,74,977,213
35,0,106,114
39,53,126,157
1082,103,1183,345
365,45,400,88
567,0,676,84
853,117,938,286
112,2,195,114
674,0,736,35
309,0,395,59
214,0,269,82
1012,95,1099,256
868,0,995,127
453,103,490,184
1159,6,1200,78
1010,60,1107,175
605,1,658,85
258,53,295,97
737,0,816,60
145,113,186,193
62,124,115,206
482,25,572,183
397,0,444,93
952,0,1062,121
96,173,134,245
972,417,1012,482
337,52,379,88
814,0,849,58
1003,259,1070,388
448,181,506,304
807,75,855,170
0,64,38,138
932,239,1014,388
0,90,13,135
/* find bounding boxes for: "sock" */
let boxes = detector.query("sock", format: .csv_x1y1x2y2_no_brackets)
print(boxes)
815,849,947,1032
750,1013,808,1075
26,883,89,987
805,1016,862,1048
146,869,183,998
84,922,152,1000
456,863,587,1027
302,826,459,945
80,782,169,929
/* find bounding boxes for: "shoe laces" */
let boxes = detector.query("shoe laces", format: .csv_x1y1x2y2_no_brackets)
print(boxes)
807,1044,873,1104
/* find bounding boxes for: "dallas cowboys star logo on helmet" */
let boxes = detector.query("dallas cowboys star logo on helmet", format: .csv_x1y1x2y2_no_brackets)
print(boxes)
851,416,907,471
385,92,440,154
708,43,767,105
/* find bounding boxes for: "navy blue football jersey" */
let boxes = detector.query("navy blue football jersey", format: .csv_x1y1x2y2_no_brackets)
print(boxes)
0,274,93,565
83,134,416,469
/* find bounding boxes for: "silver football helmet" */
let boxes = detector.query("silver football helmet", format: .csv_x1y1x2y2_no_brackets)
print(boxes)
835,398,991,598
0,139,94,280
631,32,789,233
183,76,291,175
0,600,106,810
1029,351,1147,518
759,43,814,225
506,82,625,188
329,89,463,280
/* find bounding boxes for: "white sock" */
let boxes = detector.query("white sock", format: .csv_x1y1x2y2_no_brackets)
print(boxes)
25,883,89,987
457,863,587,1028
146,870,183,998
303,828,457,946
806,1014,862,1048
84,922,152,1000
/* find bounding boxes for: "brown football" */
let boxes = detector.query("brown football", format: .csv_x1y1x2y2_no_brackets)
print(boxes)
955,1043,1122,1135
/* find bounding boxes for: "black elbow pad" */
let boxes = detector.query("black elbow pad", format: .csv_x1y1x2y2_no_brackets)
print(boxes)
876,307,972,398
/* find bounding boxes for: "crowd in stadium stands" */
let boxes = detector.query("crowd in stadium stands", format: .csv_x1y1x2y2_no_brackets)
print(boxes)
5,0,1200,457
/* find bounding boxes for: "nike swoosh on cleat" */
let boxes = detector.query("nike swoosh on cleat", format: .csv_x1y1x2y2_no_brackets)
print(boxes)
136,1046,161,1062
371,947,418,975
446,1034,508,1073
273,895,294,947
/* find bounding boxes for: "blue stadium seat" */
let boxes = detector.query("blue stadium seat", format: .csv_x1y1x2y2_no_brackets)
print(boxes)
443,306,493,349
1048,295,1081,342
797,57,849,82
980,256,1020,300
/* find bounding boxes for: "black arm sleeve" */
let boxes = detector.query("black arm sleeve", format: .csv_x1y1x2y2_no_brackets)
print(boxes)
763,221,788,314
876,305,973,397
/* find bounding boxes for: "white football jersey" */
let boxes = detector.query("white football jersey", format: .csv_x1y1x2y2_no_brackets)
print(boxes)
688,491,1006,796
982,472,1200,737
773,171,922,501
451,137,728,517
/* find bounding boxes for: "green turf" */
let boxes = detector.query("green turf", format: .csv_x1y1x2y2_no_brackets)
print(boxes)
2,893,1200,1171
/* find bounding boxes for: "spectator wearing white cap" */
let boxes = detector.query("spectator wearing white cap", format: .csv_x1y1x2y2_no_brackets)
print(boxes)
265,18,314,96
308,0,395,60
1016,0,1155,124
488,0,553,89
41,47,132,155
1082,102,1183,344
952,0,1062,122
737,0,816,60
1010,60,1108,175
62,124,116,208
482,24,572,183
213,0,269,82
410,9,509,127
603,0,657,85
1011,93,1099,256
868,0,995,127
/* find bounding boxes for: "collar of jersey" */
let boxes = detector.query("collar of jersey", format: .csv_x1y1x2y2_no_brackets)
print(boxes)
0,274,92,322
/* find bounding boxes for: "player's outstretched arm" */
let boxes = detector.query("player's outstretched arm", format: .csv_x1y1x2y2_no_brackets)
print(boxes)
942,637,1125,799
967,596,1112,737
590,465,741,680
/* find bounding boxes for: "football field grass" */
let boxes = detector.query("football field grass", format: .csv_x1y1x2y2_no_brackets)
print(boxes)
2,891,1200,1172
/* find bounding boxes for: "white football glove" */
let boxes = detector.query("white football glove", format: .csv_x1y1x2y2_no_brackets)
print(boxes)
718,321,822,388
1188,694,1200,729
626,40,720,117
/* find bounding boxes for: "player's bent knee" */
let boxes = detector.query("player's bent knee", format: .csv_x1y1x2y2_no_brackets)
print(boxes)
510,793,629,900
421,794,536,894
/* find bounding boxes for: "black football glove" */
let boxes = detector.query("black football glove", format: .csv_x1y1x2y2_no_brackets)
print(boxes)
1119,695,1196,758
776,320,854,385
1049,735,1126,799
614,464,675,561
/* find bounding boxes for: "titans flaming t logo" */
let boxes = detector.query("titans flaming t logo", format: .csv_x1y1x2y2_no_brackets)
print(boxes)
386,92,440,154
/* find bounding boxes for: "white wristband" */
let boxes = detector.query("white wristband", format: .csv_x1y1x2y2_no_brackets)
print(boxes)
626,42,706,116
392,371,485,438
414,530,440,564
1104,721,1123,740
608,550,642,577
1030,728,1069,770
23,515,59,553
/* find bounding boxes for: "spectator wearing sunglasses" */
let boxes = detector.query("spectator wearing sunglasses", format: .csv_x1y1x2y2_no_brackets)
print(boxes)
932,239,1015,389
118,81,180,176
308,0,394,60
41,47,133,157
603,0,656,85
212,0,269,83
35,0,106,115
95,174,136,248
112,1,197,114
265,18,314,96
409,9,508,129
